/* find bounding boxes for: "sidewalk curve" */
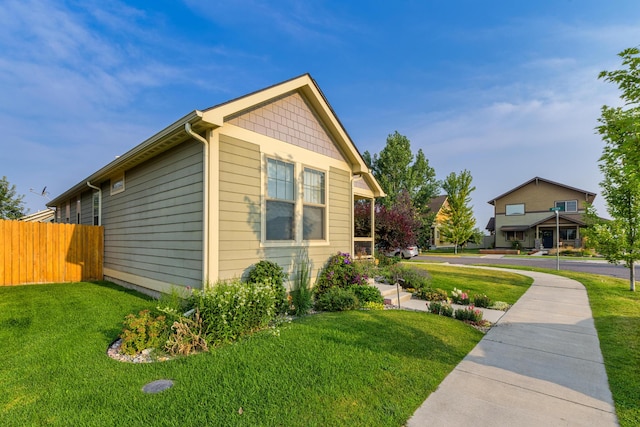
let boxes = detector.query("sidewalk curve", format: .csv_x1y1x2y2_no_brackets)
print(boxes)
406,267,619,427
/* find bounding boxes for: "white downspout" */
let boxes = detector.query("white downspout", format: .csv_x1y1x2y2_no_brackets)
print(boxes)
185,123,210,286
86,182,102,226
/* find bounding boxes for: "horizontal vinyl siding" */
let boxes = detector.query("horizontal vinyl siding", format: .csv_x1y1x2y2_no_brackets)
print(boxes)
328,167,351,251
216,136,354,288
218,136,262,280
102,140,204,288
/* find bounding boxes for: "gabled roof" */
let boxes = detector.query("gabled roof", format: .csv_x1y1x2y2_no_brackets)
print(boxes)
427,195,447,214
485,217,495,232
487,177,596,205
529,213,588,228
49,74,383,206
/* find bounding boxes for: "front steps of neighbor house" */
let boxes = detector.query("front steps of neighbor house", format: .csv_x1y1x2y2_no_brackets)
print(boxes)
371,281,413,306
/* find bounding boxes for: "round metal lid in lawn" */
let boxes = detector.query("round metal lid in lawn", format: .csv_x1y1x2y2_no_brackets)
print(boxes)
142,379,174,394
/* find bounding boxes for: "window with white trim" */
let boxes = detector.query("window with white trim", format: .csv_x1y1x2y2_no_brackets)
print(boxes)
303,168,325,240
92,191,100,225
110,173,125,195
505,203,525,215
555,200,577,212
266,159,295,240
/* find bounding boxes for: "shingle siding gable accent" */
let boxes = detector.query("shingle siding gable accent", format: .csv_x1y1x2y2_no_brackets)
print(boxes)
227,92,346,161
102,140,204,288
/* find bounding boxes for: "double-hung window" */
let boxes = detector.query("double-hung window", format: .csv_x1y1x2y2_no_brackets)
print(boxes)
555,200,577,212
303,168,325,240
266,159,295,240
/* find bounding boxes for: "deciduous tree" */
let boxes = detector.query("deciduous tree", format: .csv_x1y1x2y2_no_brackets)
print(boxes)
375,190,422,252
584,47,640,291
440,170,477,254
0,176,26,219
363,131,439,248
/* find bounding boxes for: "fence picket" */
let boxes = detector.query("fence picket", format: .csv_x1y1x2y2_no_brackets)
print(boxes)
0,220,103,285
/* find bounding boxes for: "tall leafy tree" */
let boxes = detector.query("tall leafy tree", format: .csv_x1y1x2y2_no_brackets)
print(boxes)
440,170,477,254
364,131,439,208
583,47,640,291
363,131,439,248
0,176,26,219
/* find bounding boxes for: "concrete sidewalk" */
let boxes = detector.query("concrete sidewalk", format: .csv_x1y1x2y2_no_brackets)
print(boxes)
406,268,619,427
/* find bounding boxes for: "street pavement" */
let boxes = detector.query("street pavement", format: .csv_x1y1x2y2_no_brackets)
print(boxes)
416,253,631,280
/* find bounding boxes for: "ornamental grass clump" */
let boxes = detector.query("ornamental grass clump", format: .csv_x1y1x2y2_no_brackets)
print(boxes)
290,249,313,316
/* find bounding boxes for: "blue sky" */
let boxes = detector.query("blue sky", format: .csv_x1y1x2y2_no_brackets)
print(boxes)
2,0,640,229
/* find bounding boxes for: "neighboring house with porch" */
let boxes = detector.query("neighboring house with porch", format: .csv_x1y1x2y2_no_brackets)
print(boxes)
486,177,596,250
47,74,384,296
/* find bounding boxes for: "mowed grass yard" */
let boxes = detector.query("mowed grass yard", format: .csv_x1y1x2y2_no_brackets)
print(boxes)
0,280,489,427
2,264,637,426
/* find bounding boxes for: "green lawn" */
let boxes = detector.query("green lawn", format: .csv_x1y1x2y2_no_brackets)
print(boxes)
0,281,483,426
4,265,633,426
409,262,533,304
483,265,640,426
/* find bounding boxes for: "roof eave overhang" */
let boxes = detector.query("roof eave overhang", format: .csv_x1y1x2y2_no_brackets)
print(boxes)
48,110,216,207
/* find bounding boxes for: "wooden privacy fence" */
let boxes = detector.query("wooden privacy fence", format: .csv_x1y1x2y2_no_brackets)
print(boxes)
0,219,103,286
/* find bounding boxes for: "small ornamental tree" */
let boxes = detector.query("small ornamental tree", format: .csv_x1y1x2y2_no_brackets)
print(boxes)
375,190,422,252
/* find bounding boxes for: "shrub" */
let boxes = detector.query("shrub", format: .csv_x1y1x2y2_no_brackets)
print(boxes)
415,287,448,301
349,284,384,304
441,303,454,317
451,288,470,305
291,249,313,316
428,301,453,317
428,301,443,315
490,301,510,311
314,287,359,312
156,286,192,321
375,252,400,268
119,309,169,356
382,264,431,291
362,301,385,310
472,293,492,308
454,306,483,322
190,280,276,346
246,260,288,315
314,252,368,295
165,308,209,356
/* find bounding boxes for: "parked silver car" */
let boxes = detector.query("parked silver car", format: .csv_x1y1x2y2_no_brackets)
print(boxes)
386,245,419,259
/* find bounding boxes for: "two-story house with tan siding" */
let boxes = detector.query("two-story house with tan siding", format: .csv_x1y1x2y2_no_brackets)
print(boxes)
47,74,384,296
486,177,596,250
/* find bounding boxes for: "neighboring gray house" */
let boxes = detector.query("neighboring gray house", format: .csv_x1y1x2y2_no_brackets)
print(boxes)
48,74,384,296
